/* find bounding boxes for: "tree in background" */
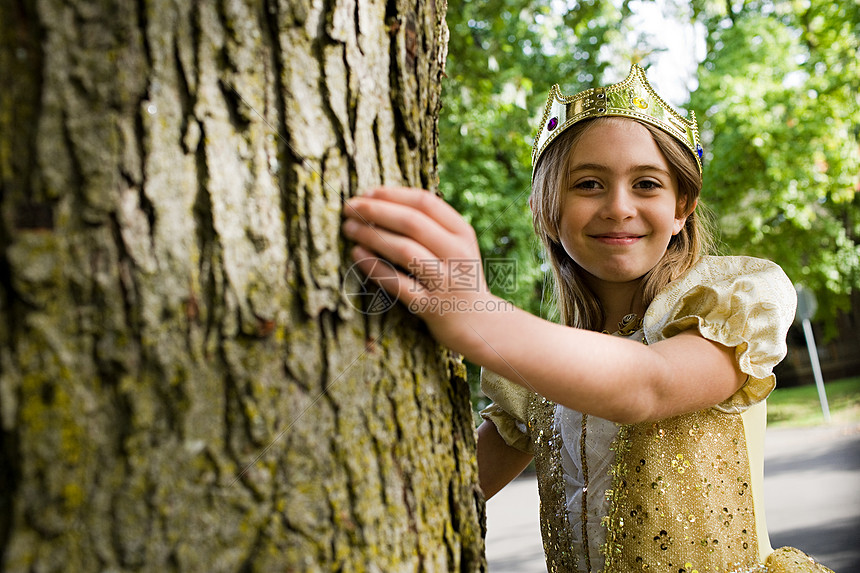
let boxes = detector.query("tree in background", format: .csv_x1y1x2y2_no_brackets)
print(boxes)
0,0,485,570
690,0,860,332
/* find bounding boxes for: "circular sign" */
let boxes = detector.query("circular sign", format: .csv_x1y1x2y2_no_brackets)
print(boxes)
794,284,817,323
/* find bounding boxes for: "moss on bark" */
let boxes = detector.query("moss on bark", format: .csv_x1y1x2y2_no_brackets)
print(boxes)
0,0,484,570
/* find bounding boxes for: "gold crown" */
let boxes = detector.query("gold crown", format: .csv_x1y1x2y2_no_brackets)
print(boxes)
531,64,703,179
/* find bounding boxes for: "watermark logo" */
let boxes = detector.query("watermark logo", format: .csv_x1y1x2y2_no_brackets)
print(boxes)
344,257,519,316
486,258,517,294
404,258,518,294
407,296,516,315
343,258,397,315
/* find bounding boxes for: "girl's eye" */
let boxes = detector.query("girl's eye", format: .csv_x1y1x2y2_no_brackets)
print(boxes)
634,179,662,190
573,179,601,190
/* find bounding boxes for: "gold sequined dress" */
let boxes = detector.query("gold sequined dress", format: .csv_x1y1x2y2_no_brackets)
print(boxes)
481,256,835,573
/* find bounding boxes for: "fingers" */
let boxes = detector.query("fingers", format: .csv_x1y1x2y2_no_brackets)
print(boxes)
349,246,424,306
342,215,439,274
341,187,488,318
343,197,467,263
354,187,474,237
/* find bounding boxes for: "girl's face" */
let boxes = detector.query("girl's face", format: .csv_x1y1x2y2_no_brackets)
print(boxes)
558,119,688,291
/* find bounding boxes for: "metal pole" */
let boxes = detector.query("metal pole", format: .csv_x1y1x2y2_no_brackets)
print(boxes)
801,317,831,423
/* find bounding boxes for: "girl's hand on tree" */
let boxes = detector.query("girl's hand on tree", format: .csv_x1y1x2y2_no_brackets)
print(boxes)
342,187,501,344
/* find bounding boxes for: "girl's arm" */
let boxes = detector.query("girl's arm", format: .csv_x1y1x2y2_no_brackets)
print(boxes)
476,420,533,499
342,187,746,424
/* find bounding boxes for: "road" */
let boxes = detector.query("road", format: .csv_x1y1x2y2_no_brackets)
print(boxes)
485,423,860,572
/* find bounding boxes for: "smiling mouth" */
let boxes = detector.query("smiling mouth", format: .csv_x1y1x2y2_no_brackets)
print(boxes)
591,233,644,245
593,233,644,239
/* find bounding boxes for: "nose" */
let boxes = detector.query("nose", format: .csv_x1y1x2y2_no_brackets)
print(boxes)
600,187,636,221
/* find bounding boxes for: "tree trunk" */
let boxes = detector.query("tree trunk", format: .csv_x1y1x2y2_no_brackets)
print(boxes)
0,0,485,570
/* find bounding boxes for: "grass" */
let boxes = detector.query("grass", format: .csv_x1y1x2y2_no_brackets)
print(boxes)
767,376,860,428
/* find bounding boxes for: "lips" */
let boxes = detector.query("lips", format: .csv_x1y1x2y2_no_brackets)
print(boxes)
590,232,645,245
593,232,644,238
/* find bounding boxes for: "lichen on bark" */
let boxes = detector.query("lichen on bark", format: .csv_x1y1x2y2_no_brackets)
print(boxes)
1,0,484,571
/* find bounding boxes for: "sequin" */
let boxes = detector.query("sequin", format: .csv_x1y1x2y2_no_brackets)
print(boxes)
580,413,593,571
529,395,579,571
600,410,764,571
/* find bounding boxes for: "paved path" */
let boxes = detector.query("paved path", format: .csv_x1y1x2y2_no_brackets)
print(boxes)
485,423,860,572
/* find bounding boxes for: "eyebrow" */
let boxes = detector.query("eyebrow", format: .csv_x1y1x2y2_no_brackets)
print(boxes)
568,163,672,176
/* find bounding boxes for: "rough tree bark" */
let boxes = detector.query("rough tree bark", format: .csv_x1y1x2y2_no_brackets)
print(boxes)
0,0,485,571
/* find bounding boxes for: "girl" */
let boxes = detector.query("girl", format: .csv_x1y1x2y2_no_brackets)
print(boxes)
342,64,832,572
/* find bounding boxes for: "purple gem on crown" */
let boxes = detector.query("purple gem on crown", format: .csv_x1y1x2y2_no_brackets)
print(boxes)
547,117,558,131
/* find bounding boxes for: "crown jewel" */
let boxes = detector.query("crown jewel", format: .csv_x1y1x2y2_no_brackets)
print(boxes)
532,64,703,179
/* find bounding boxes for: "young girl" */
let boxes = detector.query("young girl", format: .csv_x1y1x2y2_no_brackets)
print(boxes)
342,64,833,572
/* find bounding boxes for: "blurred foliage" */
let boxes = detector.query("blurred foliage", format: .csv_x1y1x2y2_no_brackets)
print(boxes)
439,0,859,401
689,0,860,336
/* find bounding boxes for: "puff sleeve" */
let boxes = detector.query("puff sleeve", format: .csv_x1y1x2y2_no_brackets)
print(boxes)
479,368,535,453
643,256,797,413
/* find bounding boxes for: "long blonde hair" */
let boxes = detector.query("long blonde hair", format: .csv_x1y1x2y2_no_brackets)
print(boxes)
531,117,715,330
